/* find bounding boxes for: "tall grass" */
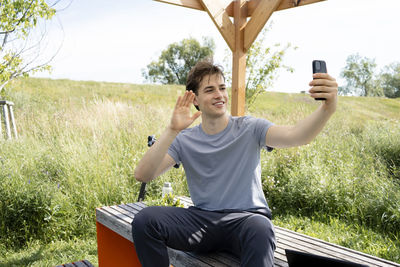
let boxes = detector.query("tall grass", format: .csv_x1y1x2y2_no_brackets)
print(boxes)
0,77,399,263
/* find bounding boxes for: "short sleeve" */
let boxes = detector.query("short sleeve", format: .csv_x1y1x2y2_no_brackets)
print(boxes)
254,118,274,152
168,137,181,166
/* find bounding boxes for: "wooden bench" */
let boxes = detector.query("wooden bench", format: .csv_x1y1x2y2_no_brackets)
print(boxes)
55,260,94,267
96,196,400,267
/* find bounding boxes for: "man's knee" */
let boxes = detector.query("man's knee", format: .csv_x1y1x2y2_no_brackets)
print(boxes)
241,215,276,249
131,206,161,241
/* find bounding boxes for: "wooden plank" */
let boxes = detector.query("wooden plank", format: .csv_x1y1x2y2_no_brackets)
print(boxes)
275,226,400,266
205,251,239,266
276,0,326,12
118,203,141,215
244,0,282,50
168,250,214,266
242,0,326,16
81,260,94,267
104,206,133,223
96,208,133,242
97,204,239,266
185,252,234,266
127,201,147,210
200,0,235,51
276,236,371,266
8,105,17,138
97,201,400,267
2,104,11,139
155,0,326,17
172,198,399,266
154,0,203,11
73,261,90,267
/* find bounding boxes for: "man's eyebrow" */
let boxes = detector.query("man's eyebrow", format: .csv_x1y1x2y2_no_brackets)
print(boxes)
203,85,215,91
202,84,226,91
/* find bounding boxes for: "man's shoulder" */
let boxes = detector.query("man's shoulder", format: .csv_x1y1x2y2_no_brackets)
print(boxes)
231,115,259,127
176,124,201,139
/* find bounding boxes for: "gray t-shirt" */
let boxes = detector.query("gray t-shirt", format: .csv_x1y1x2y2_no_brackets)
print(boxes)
168,116,274,216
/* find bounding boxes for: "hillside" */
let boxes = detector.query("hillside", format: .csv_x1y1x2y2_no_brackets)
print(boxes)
0,77,399,266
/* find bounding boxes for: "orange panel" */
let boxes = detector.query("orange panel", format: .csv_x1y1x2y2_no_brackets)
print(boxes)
96,222,142,267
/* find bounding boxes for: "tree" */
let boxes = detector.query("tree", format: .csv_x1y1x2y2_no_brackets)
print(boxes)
224,26,295,109
143,37,215,85
340,54,383,97
380,62,400,98
0,0,59,92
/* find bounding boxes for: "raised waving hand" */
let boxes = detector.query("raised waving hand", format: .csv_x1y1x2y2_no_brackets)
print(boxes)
169,91,202,133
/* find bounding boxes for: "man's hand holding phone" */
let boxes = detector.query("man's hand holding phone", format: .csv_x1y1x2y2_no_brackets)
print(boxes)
309,60,338,111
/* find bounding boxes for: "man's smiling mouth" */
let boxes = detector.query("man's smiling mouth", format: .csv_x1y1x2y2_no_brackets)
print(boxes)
213,101,225,107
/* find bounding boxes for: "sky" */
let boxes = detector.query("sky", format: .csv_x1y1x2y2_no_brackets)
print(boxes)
33,0,400,93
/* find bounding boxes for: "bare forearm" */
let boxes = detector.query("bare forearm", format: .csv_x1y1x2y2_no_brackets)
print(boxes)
134,91,201,182
291,103,336,146
266,73,337,149
134,127,178,182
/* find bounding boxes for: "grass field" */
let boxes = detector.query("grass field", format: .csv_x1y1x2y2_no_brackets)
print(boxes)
0,77,399,266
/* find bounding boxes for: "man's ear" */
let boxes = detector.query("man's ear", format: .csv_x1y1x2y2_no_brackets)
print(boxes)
193,96,198,106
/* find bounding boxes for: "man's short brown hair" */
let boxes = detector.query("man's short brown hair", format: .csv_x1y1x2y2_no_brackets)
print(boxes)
186,60,225,110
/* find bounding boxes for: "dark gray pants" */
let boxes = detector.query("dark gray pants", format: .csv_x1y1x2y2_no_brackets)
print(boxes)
131,206,276,267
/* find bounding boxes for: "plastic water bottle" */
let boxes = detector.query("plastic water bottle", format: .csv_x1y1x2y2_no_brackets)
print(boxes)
162,182,173,198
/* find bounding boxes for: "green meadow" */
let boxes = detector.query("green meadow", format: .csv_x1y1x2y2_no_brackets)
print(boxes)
0,77,399,266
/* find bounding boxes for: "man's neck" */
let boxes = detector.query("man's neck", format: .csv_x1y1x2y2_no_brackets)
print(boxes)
201,113,230,135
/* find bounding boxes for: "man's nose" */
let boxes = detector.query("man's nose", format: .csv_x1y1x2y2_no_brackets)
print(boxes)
214,89,223,98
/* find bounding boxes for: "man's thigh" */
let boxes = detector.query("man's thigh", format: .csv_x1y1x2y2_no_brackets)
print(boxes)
133,206,225,253
221,212,276,258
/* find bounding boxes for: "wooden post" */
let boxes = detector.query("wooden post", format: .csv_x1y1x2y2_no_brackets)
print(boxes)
2,103,11,139
154,0,326,116
231,0,247,116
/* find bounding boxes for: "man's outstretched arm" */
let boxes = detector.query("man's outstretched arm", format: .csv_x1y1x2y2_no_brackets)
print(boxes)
266,73,338,148
134,91,201,182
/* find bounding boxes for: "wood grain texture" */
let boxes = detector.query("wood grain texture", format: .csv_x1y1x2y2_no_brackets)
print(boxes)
244,0,282,50
200,0,235,51
96,199,400,267
154,0,326,17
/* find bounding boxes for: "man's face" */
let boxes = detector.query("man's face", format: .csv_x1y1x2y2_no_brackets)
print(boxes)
194,74,228,118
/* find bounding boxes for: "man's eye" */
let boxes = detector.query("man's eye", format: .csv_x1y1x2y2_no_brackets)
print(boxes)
220,87,226,90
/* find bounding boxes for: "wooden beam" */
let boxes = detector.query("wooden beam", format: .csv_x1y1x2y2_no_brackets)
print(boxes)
200,0,235,51
243,0,282,51
153,0,203,11
154,0,326,17
231,0,247,116
276,0,326,12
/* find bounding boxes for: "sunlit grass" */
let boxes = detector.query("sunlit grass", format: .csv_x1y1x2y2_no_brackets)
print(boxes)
0,77,399,265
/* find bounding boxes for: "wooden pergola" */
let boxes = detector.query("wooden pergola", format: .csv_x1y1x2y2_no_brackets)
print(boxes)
155,0,325,116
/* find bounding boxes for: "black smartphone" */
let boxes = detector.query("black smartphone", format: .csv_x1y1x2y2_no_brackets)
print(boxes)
312,60,327,101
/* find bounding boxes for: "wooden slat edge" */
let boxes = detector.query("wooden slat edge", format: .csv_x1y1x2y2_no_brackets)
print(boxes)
276,236,372,266
244,0,282,50
96,208,133,242
154,0,203,11
276,0,326,12
168,248,213,266
108,206,135,221
200,0,235,51
200,251,239,266
154,0,326,17
127,202,147,210
276,226,400,266
119,203,142,214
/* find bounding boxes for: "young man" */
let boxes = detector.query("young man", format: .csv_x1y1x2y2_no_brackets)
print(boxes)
132,61,338,267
